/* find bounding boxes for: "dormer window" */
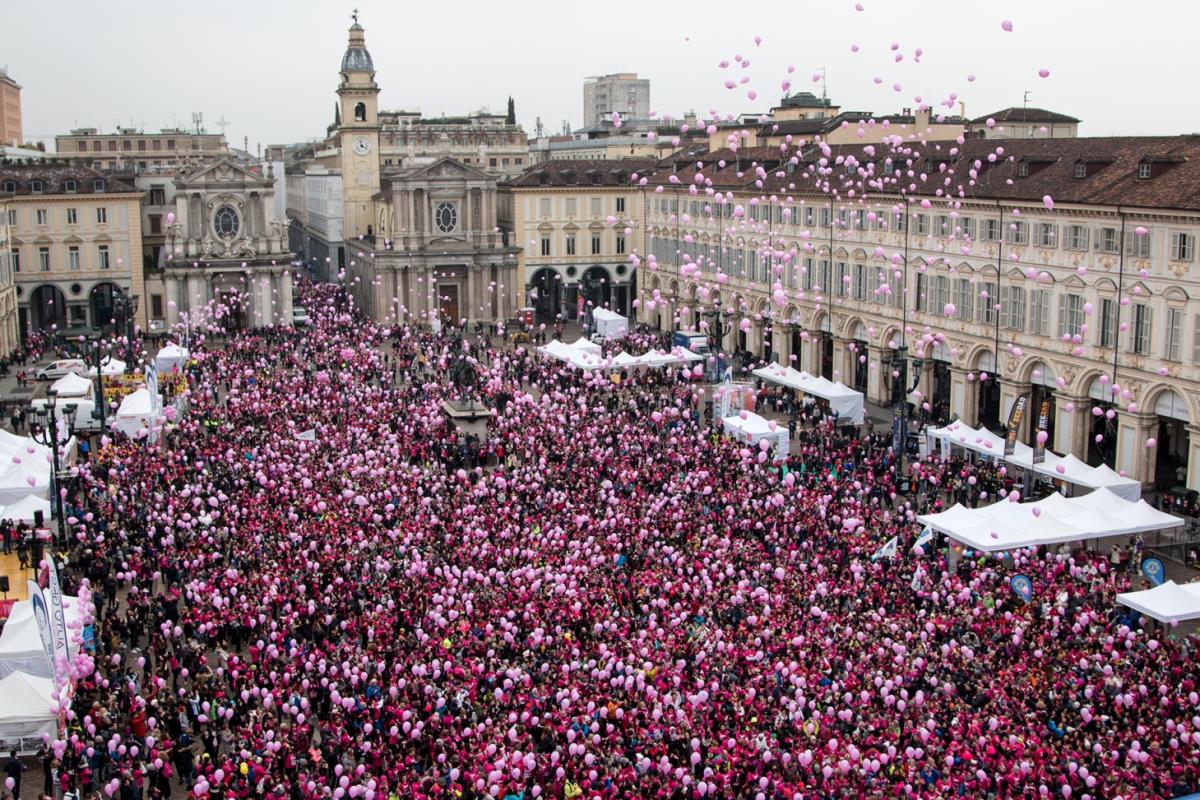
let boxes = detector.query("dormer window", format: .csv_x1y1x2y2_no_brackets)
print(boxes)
30,180,43,193
1138,163,1152,179
63,179,77,193
1,180,15,193
93,179,106,192
1017,161,1029,177
1074,163,1087,179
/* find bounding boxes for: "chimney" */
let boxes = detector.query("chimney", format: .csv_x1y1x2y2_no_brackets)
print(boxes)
916,107,931,131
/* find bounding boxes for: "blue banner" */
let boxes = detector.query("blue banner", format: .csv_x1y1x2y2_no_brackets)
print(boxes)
1010,574,1033,603
1141,557,1166,587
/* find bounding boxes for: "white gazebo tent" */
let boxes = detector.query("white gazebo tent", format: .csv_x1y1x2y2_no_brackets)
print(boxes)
592,308,628,340
0,494,52,524
916,487,1183,553
0,460,50,506
111,388,160,439
0,671,60,751
752,363,865,425
722,412,791,463
1116,581,1200,623
0,594,85,679
50,372,93,398
154,344,189,373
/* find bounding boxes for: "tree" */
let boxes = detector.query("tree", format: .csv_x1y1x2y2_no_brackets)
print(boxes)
506,97,516,126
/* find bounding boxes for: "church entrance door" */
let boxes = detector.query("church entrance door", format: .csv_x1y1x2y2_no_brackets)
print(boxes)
438,284,459,326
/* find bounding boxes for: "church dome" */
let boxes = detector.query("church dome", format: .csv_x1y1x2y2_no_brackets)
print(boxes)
341,23,374,73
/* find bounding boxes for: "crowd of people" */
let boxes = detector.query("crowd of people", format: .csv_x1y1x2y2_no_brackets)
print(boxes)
9,282,1200,800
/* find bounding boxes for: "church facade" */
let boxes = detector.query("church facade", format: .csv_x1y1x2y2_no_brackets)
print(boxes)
335,20,520,325
159,156,294,329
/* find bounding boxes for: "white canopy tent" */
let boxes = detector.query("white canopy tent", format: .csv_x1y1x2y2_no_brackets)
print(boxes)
930,422,1141,500
0,671,60,751
111,388,161,439
592,308,628,340
90,357,126,381
917,487,1183,553
0,460,50,506
752,363,865,425
0,594,85,679
154,344,189,373
722,412,791,463
1116,581,1200,623
50,372,93,398
0,494,52,524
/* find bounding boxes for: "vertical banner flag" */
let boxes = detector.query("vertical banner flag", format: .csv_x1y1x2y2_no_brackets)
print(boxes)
913,526,935,552
45,556,72,665
1010,574,1033,603
28,580,58,683
1005,393,1030,456
1141,557,1166,586
872,536,899,561
1033,398,1053,464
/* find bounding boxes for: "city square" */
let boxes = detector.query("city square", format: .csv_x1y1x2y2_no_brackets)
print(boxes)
1,2,1200,798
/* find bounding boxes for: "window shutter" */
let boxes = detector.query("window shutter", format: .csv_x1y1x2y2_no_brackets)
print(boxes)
1056,294,1067,336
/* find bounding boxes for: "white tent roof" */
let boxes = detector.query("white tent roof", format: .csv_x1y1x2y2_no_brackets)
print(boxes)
0,670,57,724
931,422,1141,500
592,308,625,322
723,411,781,438
0,460,49,506
0,494,52,524
0,594,85,679
753,362,865,425
1116,581,1200,623
86,357,125,378
50,372,93,398
157,343,189,359
116,388,153,417
917,487,1183,552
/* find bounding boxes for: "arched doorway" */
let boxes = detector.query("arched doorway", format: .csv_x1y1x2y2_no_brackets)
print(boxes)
974,349,1001,431
849,321,869,393
816,313,833,379
1086,375,1118,467
1151,389,1191,490
529,268,561,323
28,284,67,333
580,266,612,320
928,340,952,425
89,282,124,332
1026,362,1057,448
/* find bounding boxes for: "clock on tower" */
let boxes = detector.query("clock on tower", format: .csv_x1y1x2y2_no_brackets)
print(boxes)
337,16,381,240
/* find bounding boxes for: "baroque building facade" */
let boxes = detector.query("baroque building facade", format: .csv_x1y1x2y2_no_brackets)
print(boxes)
637,136,1200,490
333,20,519,325
160,156,294,329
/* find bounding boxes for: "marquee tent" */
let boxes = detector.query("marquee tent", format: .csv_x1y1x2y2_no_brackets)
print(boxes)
752,363,865,425
592,308,628,340
931,422,1141,500
722,412,791,463
0,494,52,524
111,388,160,439
0,460,50,506
0,594,85,679
91,357,126,378
916,487,1182,553
50,373,93,398
0,671,60,751
1116,581,1200,624
154,344,190,373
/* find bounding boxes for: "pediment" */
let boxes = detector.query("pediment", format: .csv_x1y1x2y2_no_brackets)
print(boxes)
406,157,492,183
175,156,271,190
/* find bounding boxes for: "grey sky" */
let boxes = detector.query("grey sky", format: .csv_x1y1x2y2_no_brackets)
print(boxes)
4,0,1199,153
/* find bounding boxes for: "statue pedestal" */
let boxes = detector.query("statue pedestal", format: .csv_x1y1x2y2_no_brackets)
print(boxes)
441,400,492,442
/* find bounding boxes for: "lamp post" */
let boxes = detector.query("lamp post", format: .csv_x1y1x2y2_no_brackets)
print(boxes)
31,389,77,545
704,298,733,382
113,292,140,371
82,336,107,433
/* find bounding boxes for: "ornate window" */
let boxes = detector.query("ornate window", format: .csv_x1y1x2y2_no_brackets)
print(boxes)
435,202,457,233
214,205,239,238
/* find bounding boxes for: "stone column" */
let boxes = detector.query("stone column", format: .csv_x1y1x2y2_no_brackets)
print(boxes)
776,324,793,366
831,336,848,384
280,270,294,324
1117,411,1158,486
1186,424,1200,491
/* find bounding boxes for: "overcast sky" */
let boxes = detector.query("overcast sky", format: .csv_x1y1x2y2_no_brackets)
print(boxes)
4,0,1199,153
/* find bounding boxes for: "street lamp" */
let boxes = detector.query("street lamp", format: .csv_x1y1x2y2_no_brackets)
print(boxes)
80,336,108,433
31,389,77,544
890,346,923,484
704,298,733,382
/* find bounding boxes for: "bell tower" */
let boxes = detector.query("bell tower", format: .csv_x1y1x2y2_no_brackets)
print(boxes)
337,11,381,242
